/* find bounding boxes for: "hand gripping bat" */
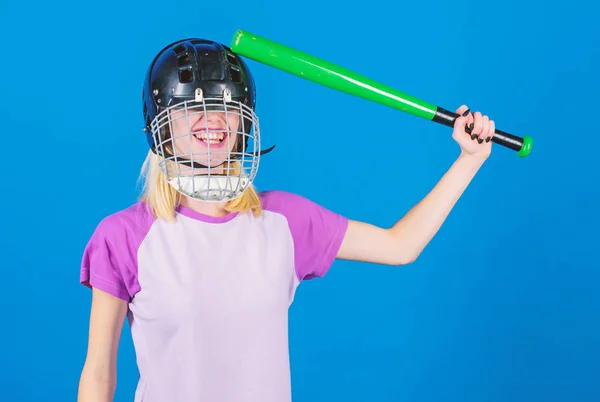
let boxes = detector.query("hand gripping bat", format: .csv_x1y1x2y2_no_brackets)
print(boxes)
230,30,532,158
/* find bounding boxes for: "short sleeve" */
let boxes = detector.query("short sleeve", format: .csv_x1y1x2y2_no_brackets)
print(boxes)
261,190,349,281
80,205,149,301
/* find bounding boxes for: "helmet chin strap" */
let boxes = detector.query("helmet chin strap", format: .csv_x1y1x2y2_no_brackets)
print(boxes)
158,144,276,170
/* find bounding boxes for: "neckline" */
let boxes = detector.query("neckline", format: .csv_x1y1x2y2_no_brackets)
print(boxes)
175,204,239,223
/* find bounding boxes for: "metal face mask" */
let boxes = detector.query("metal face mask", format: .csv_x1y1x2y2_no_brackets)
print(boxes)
149,88,261,201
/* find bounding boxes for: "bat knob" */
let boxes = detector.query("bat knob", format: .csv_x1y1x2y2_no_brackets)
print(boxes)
518,136,533,158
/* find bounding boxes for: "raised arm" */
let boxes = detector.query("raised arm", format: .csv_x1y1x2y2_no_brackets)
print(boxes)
336,105,493,266
78,288,128,402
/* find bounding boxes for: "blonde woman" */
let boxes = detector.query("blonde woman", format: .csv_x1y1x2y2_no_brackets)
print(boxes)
78,38,495,402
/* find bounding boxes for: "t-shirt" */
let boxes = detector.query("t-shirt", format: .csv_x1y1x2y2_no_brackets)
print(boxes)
79,190,349,402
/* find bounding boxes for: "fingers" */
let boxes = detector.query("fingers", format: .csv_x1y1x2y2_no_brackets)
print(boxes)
478,115,489,144
487,119,495,143
470,111,482,140
453,104,471,133
456,105,496,145
475,114,495,143
455,104,470,116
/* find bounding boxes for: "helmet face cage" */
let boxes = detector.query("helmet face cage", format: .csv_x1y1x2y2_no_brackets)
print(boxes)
149,92,261,202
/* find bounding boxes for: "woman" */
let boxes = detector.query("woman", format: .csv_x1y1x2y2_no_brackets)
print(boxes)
77,38,494,402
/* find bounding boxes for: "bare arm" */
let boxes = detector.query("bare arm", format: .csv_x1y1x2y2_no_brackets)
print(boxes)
78,288,128,402
337,153,485,265
336,105,492,266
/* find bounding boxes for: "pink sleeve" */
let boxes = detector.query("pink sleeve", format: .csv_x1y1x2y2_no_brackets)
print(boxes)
80,204,151,301
261,190,349,280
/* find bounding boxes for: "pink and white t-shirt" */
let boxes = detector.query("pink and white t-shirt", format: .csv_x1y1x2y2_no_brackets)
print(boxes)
80,190,349,402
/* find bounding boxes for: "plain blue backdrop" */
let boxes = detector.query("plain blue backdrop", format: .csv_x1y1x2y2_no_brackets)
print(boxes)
1,0,598,401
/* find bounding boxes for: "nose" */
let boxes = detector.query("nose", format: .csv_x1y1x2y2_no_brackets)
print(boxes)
201,112,226,124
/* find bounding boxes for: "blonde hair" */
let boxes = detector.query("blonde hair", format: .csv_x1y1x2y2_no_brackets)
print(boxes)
138,151,262,221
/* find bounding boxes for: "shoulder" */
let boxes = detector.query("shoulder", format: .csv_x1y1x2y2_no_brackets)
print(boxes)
90,201,156,242
83,201,157,270
83,200,157,261
259,189,349,250
258,190,349,280
258,189,347,223
259,189,298,203
259,189,324,214
81,201,155,301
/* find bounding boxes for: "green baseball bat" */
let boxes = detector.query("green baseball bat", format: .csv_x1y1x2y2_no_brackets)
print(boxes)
230,29,532,158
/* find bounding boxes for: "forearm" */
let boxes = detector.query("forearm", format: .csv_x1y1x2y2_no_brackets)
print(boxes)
78,364,116,402
390,152,486,260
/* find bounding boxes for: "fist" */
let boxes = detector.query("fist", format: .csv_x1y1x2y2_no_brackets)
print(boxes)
453,105,494,159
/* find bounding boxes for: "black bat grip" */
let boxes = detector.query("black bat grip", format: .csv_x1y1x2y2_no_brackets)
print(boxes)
432,107,532,158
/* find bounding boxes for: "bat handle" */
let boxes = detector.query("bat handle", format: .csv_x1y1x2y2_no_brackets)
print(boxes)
433,107,533,158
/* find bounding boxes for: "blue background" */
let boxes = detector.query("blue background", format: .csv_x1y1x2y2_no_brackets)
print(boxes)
1,0,598,401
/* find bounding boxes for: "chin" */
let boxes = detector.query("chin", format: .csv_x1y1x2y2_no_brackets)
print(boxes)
198,160,230,170
176,156,232,172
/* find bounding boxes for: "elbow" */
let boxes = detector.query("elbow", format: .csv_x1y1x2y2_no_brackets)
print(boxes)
393,241,425,265
398,256,418,266
385,230,423,266
390,250,420,266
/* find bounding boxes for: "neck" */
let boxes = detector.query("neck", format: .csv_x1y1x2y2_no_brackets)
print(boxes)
179,195,230,217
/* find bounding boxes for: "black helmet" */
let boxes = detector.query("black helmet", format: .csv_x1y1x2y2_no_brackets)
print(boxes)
142,38,272,157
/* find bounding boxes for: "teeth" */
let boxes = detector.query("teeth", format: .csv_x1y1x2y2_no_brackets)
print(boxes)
199,133,224,140
194,131,226,142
